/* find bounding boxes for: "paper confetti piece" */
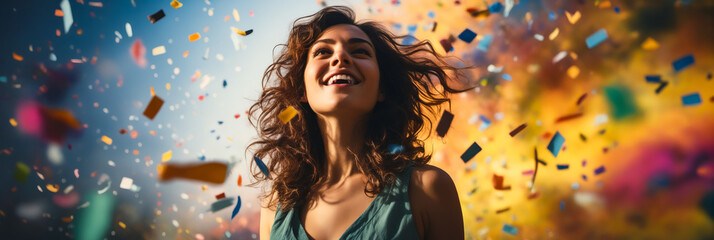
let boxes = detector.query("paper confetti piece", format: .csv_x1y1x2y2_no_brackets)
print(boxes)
387,144,404,154
594,165,606,175
655,81,668,94
55,9,64,17
565,11,581,24
60,0,73,33
152,46,166,56
14,163,30,183
74,169,79,178
9,118,17,127
237,175,242,186
100,135,113,145
547,131,565,157
278,106,298,123
435,110,454,137
548,27,560,40
210,198,233,212
162,150,172,162
556,164,570,170
118,221,126,229
119,177,133,189
143,95,164,120
189,32,201,42
254,156,270,178
170,0,182,9
502,224,518,235
125,23,133,37
641,37,659,50
12,52,23,61
460,142,482,163
216,193,226,200
645,75,661,83
672,54,694,72
681,93,702,106
586,29,608,48
148,9,165,24
567,66,580,79
492,174,511,190
509,123,527,137
157,162,228,184
230,27,253,36
232,9,240,22
231,196,241,219
489,2,503,13
439,39,452,53
457,29,477,43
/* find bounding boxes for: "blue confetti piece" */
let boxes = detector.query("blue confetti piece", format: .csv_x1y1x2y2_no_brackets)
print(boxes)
502,74,512,81
582,174,588,181
594,165,606,175
0,76,7,83
547,131,565,157
586,29,608,49
707,72,712,80
645,75,661,83
223,80,227,88
254,156,270,178
231,196,241,219
681,93,702,106
548,11,556,21
571,182,580,189
402,35,418,45
460,142,482,163
502,223,518,235
427,11,435,18
218,121,224,125
407,24,417,34
387,144,404,154
210,129,216,133
478,115,491,131
672,54,694,72
489,2,503,13
198,155,206,161
477,35,493,51
210,198,234,212
560,201,565,211
393,23,402,32
457,29,477,43
556,164,569,170
614,7,620,13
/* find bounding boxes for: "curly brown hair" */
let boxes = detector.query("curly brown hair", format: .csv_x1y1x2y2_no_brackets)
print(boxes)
247,6,470,211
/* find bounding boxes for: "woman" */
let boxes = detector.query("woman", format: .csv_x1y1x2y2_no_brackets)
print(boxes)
249,6,467,240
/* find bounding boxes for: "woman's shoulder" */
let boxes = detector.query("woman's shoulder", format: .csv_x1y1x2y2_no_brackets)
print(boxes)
409,164,456,191
408,163,464,239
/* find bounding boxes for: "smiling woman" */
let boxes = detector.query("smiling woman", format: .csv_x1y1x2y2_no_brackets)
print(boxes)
247,6,470,240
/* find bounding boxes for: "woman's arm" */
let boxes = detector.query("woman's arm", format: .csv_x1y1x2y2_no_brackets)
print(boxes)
259,193,277,240
410,165,465,239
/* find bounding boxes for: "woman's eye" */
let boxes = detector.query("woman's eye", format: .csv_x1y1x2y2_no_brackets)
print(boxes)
354,49,371,56
313,49,331,57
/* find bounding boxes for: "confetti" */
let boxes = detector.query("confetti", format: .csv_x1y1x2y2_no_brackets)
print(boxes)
143,95,164,120
488,2,503,13
231,196,241,219
60,0,73,33
387,144,404,154
594,165,606,175
12,52,23,61
157,162,228,184
556,164,570,170
216,193,226,200
655,81,668,94
210,198,233,212
566,11,581,24
509,123,527,137
125,23,133,37
672,54,694,72
549,28,560,40
492,174,511,190
460,142,482,163
189,32,201,42
9,118,17,127
118,221,126,229
547,131,565,157
162,150,172,162
586,29,608,48
231,27,253,36
439,39,452,52
502,223,518,235
170,0,183,9
119,177,133,189
254,156,270,178
681,93,702,106
232,9,240,21
435,110,454,137
74,169,79,178
100,135,113,145
457,29,477,43
645,75,661,83
130,39,147,68
641,37,659,50
237,175,242,186
148,9,165,24
13,162,30,183
152,46,166,56
278,106,298,123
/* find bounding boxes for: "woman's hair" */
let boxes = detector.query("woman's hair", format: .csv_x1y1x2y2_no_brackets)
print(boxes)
247,6,470,211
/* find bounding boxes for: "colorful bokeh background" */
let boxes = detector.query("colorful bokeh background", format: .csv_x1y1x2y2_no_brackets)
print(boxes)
1,0,713,239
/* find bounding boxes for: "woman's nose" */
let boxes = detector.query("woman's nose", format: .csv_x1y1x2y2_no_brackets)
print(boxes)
331,49,351,67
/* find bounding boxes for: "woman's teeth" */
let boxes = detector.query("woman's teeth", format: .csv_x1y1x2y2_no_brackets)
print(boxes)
327,74,357,85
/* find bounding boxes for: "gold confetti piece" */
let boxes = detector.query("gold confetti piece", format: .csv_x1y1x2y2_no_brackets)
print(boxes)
9,118,17,127
46,184,59,193
230,27,245,36
569,52,578,60
12,52,23,61
566,11,581,24
641,37,659,50
232,9,240,22
227,137,232,141
118,221,126,229
166,83,171,90
162,150,172,162
183,51,189,58
61,216,73,222
548,28,559,40
567,65,580,79
152,46,166,56
170,0,183,9
101,135,113,145
598,0,612,8
188,33,201,42
55,9,64,17
278,106,298,123
480,78,488,86
150,86,156,96
201,185,207,191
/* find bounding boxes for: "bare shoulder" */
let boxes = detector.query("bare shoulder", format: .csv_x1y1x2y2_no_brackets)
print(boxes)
260,191,279,240
408,164,464,239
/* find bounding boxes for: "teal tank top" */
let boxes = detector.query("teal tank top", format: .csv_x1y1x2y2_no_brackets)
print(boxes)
270,162,419,239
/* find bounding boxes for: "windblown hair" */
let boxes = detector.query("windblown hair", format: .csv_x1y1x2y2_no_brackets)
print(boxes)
247,6,469,211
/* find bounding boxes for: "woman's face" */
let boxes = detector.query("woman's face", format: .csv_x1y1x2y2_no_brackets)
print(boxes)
303,24,382,119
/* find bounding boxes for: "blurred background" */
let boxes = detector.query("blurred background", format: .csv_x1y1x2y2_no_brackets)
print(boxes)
1,0,712,239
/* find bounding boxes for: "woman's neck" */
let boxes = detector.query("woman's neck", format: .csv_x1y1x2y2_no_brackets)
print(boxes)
316,114,368,186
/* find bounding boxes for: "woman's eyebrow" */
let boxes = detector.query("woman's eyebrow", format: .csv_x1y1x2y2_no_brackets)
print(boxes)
313,38,374,49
